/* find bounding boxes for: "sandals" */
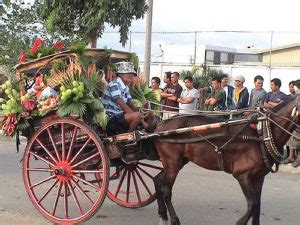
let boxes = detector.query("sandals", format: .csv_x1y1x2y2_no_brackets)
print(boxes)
291,160,300,168
282,159,295,164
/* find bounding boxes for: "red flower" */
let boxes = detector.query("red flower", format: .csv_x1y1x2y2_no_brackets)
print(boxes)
1,114,18,136
33,38,45,47
19,51,27,63
30,38,45,54
22,100,36,111
53,41,64,52
30,45,39,54
6,123,15,136
20,111,30,117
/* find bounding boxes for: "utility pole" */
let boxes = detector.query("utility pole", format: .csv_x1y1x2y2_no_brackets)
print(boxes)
144,0,153,82
269,31,273,83
129,31,132,52
194,31,197,65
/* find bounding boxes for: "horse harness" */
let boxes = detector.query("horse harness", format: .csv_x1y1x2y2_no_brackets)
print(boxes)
158,101,300,173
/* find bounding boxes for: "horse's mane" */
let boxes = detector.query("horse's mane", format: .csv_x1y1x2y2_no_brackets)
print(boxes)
270,95,297,113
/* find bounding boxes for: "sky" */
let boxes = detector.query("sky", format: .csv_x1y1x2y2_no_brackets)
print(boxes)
20,0,300,64
98,0,300,63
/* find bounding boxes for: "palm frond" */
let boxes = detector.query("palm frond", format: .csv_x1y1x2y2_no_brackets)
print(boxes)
57,101,86,117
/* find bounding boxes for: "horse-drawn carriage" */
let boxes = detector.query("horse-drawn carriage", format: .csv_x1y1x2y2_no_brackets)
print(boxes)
2,47,299,225
9,49,163,224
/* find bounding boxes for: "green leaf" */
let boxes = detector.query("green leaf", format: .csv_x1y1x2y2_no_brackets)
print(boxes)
40,0,147,46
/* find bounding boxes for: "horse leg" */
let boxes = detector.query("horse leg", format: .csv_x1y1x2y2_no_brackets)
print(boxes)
235,174,265,225
162,168,181,225
154,171,168,223
251,176,265,225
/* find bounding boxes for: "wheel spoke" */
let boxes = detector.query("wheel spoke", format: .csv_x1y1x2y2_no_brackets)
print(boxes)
132,171,141,202
38,180,59,204
30,175,56,189
72,170,103,174
64,182,69,219
71,151,100,169
69,138,91,165
35,138,58,164
73,174,101,191
70,177,94,205
138,162,163,171
52,182,63,216
27,168,55,172
46,128,61,161
67,180,83,216
126,171,131,203
110,165,124,179
30,151,56,167
66,126,78,161
61,124,66,161
114,168,127,197
137,165,154,179
135,169,152,196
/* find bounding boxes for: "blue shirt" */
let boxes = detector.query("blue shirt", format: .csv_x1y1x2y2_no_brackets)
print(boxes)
102,77,132,117
264,91,288,104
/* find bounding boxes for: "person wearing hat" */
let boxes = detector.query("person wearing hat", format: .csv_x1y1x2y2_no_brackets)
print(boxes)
101,61,146,135
232,75,249,109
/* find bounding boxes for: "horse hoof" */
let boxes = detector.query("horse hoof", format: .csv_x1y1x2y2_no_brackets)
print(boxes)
159,218,167,225
171,218,181,225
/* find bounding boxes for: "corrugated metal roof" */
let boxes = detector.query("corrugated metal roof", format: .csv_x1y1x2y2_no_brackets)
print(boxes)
256,43,300,53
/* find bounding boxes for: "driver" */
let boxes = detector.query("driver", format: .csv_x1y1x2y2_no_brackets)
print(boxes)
102,61,146,135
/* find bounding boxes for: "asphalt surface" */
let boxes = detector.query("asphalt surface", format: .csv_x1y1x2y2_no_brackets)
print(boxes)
0,138,300,225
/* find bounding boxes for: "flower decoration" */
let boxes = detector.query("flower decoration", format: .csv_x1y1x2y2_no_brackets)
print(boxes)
19,51,27,63
30,38,45,54
53,41,65,52
1,114,18,136
22,100,36,111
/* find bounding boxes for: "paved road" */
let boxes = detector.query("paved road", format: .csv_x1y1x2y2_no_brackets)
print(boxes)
0,139,300,225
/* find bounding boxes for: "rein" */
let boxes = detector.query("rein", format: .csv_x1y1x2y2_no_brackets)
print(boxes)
143,100,261,116
150,97,299,172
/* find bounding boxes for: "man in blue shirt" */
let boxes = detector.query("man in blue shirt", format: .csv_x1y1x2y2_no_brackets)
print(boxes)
264,78,288,109
102,61,143,135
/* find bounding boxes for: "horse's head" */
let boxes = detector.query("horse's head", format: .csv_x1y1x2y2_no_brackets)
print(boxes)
271,94,300,125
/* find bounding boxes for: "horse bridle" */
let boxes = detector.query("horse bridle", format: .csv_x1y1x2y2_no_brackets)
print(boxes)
263,96,300,139
249,96,300,174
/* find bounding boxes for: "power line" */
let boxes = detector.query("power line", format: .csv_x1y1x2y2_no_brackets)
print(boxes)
104,30,300,34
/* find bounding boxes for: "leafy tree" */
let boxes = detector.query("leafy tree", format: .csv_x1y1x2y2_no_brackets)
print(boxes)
0,1,48,69
180,64,226,89
40,0,148,48
179,64,227,109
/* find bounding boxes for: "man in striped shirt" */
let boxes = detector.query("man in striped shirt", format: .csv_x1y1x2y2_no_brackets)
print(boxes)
102,62,143,135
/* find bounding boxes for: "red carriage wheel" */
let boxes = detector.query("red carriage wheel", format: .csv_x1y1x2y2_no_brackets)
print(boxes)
104,160,163,208
23,118,110,224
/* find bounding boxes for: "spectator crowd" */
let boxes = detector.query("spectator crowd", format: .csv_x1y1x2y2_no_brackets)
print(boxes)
150,72,300,166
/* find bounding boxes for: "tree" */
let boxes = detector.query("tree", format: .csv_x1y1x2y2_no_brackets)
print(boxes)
40,0,148,48
179,64,227,109
0,1,47,69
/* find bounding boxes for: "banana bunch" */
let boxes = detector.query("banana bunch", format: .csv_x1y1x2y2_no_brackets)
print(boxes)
60,80,85,102
0,80,23,114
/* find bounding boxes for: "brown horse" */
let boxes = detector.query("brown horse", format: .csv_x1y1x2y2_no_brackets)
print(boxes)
153,95,299,225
